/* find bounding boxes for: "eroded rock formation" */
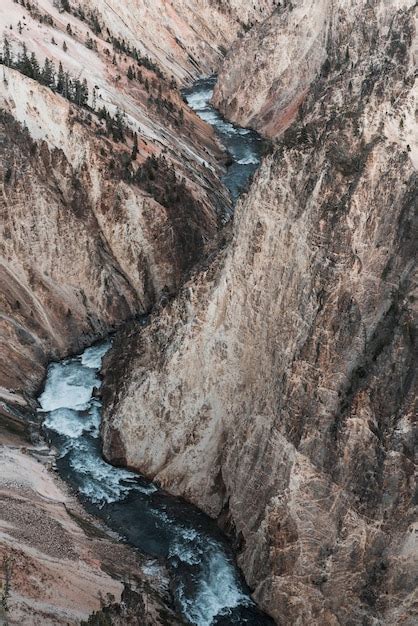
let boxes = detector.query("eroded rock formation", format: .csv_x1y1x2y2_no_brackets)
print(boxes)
0,0,272,622
78,0,276,82
0,0,233,417
103,1,418,623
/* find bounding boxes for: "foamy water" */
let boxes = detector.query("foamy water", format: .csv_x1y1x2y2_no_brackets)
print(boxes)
38,343,266,625
37,78,271,626
184,77,263,203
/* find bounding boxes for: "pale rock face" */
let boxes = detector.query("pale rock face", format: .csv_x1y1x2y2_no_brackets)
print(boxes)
78,0,277,82
0,0,235,408
0,444,179,625
213,0,329,136
213,0,418,138
102,1,418,623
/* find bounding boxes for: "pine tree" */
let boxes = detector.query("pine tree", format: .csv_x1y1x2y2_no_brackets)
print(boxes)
127,65,134,80
3,36,12,67
17,43,32,77
30,52,40,79
56,61,64,93
41,57,55,88
131,132,138,160
85,33,94,49
92,86,97,110
63,40,68,52
63,71,71,99
81,77,89,106
113,109,125,141
73,77,89,107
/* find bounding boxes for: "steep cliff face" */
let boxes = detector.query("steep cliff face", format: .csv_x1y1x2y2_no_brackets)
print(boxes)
213,0,328,136
102,2,417,623
0,0,235,415
213,0,418,141
0,1,267,622
78,0,276,82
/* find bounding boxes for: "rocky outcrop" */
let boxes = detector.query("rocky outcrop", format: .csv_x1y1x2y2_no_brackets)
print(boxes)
213,0,328,136
0,439,180,625
213,0,418,142
102,2,418,623
78,0,277,82
0,0,235,414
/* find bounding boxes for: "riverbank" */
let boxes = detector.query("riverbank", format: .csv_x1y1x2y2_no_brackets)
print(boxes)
35,76,275,625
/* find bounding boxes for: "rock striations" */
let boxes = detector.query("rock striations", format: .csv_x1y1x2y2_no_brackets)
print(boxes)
0,0,235,420
102,1,418,624
0,0,279,623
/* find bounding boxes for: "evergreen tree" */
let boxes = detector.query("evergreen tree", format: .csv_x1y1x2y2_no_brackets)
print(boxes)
41,57,55,88
127,65,134,80
3,36,12,67
85,33,94,49
17,43,33,77
113,109,125,141
56,61,64,93
131,132,138,160
63,71,71,99
30,52,40,79
81,77,89,106
63,40,68,52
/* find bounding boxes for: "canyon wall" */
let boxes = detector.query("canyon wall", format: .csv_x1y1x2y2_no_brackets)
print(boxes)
213,0,328,136
0,0,272,622
78,0,277,82
103,1,418,623
0,0,234,417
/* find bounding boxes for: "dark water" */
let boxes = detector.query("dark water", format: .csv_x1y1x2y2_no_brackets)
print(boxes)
183,77,264,202
38,80,272,625
38,344,274,625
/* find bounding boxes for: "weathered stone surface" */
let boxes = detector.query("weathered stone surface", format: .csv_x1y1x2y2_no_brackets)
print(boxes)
79,0,276,82
0,1,264,622
0,444,180,625
103,2,418,623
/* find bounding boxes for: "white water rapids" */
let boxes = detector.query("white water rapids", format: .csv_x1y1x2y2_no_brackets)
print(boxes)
37,78,272,625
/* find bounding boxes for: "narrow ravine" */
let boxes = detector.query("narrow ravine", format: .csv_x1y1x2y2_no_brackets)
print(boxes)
184,76,263,202
37,79,273,626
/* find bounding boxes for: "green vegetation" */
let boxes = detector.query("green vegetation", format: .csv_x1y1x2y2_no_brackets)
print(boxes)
0,555,13,616
1,36,89,107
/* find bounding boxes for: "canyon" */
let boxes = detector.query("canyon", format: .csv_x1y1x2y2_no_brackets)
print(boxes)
102,1,418,624
0,0,275,622
0,0,417,624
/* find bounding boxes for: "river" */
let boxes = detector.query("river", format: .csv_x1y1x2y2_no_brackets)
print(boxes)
38,79,272,626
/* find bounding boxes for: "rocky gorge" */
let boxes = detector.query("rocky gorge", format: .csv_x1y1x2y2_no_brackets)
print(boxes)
1,0,417,624
102,1,418,624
